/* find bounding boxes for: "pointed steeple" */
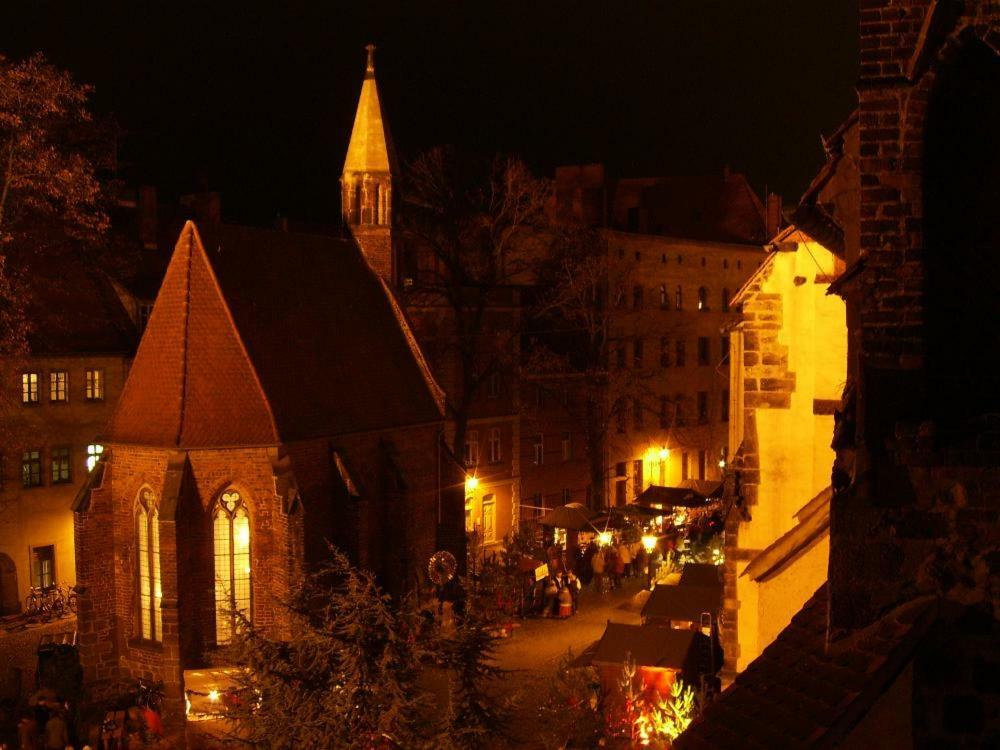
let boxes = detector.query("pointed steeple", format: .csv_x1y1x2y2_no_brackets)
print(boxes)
341,43,397,284
343,44,397,177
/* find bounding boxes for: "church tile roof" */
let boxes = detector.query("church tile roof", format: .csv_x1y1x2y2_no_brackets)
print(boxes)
107,221,443,448
675,586,937,749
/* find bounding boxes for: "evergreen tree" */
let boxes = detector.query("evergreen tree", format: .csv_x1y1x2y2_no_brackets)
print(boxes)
220,548,432,749
436,586,508,750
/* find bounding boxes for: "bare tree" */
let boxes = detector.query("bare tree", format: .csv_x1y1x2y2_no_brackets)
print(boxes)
399,146,550,458
525,226,690,509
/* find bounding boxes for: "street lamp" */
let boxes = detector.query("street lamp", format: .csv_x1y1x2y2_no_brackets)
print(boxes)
599,531,613,547
465,475,479,493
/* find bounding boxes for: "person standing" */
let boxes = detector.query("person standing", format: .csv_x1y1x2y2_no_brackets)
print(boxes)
591,546,606,594
618,541,633,578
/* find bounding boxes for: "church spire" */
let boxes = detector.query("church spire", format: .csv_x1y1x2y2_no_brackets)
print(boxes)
341,43,397,284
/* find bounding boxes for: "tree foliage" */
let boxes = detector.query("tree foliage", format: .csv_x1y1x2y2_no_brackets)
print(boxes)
399,147,551,458
219,549,432,749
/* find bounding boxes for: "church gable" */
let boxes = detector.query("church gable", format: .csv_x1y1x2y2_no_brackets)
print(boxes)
107,222,279,448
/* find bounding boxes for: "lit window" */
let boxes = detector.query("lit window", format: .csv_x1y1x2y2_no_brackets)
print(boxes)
86,444,104,472
21,373,39,404
136,488,162,642
561,431,572,462
85,369,104,401
464,431,479,467
31,545,55,589
49,371,68,402
214,490,251,645
22,450,41,488
488,428,502,464
659,284,667,308
698,286,709,311
51,446,71,484
532,434,544,466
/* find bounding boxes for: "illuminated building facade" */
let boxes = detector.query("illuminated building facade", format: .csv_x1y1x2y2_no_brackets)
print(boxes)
0,266,134,615
678,3,1000,745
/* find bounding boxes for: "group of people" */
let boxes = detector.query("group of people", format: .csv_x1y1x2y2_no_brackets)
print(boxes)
583,538,657,593
530,571,581,618
524,533,663,619
14,694,70,750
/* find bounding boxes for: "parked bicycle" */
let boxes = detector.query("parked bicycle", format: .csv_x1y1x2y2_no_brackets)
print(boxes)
23,583,77,621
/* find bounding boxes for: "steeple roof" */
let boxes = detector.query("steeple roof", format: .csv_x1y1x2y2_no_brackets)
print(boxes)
107,221,445,448
343,44,398,175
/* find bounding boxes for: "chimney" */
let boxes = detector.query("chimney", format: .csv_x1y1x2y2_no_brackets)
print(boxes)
138,186,158,250
179,191,222,224
765,193,782,239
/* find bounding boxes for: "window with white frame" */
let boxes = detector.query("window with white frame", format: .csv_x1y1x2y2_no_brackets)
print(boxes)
86,444,104,472
85,369,105,401
464,430,479,467
488,428,502,463
21,372,39,404
50,446,71,484
49,371,68,402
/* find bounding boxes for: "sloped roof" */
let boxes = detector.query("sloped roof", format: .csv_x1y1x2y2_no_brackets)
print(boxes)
343,48,398,175
612,172,767,244
675,586,937,750
589,623,705,670
679,563,723,589
108,222,443,448
25,256,137,356
642,584,721,623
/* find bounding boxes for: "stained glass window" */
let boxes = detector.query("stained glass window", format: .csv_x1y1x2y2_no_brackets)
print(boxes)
136,488,162,641
214,490,251,645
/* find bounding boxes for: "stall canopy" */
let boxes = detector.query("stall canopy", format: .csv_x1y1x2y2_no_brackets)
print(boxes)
636,480,723,509
537,502,600,531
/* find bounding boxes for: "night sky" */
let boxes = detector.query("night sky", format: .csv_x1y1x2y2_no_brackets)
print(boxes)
5,1,858,226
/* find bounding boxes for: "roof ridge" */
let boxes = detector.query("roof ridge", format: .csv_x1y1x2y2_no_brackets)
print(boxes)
174,224,193,447
185,222,281,444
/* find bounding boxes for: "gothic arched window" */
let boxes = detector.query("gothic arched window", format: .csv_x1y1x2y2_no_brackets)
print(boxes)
213,490,251,645
136,488,162,642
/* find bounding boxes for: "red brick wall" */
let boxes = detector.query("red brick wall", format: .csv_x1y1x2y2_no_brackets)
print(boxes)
831,5,1000,742
75,444,301,723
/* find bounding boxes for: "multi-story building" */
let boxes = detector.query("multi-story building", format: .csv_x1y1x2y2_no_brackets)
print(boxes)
526,164,772,512
605,231,763,505
0,248,139,615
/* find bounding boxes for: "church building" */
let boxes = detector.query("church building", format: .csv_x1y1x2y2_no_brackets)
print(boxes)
73,221,463,722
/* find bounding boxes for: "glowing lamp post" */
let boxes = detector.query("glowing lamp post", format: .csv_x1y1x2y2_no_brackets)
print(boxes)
599,531,613,547
465,475,479,494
